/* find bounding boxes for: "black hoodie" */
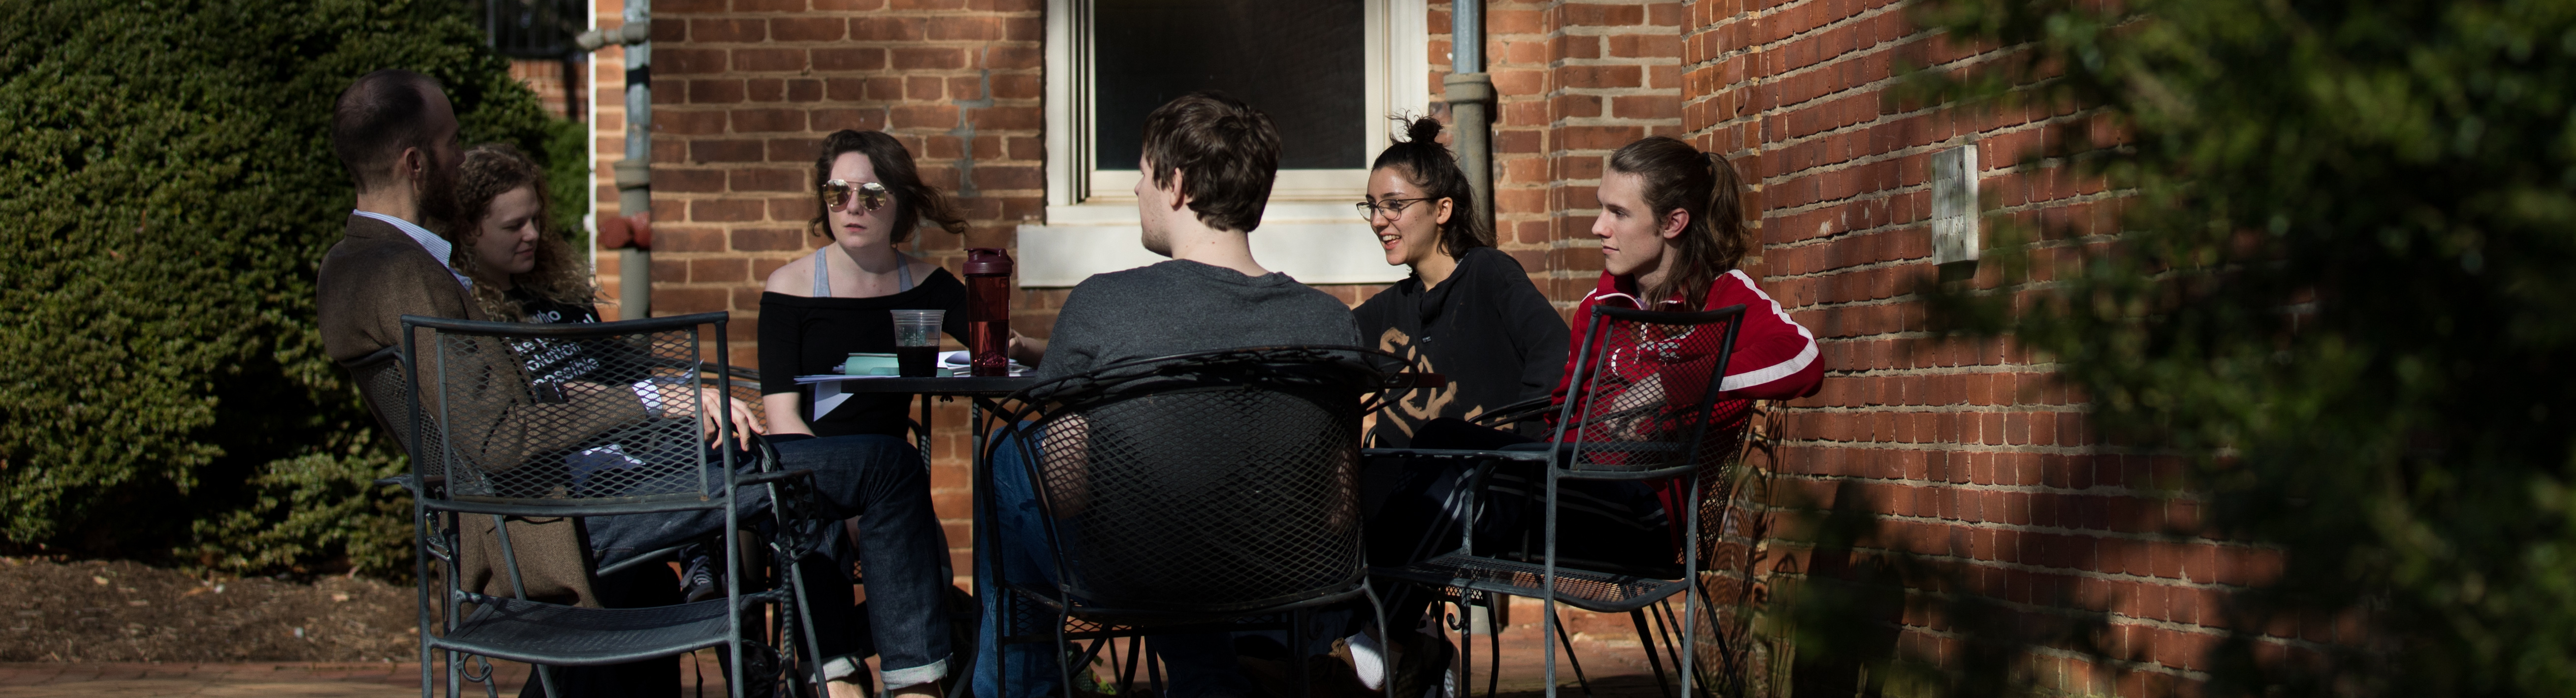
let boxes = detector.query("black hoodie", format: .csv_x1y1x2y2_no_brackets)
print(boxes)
1351,247,1571,447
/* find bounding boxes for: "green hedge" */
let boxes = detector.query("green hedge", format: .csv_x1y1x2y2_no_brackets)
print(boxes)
0,0,586,576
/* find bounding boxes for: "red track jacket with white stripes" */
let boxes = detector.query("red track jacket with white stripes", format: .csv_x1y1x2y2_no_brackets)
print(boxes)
1548,268,1824,407
1543,269,1824,528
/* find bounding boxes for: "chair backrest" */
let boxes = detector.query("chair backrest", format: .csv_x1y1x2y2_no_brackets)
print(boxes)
400,312,736,508
345,346,441,477
1552,304,1752,477
1008,347,1398,615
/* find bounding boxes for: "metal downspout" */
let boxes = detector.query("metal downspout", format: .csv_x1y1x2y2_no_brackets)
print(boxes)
579,1,654,319
1445,0,1495,238
614,0,652,319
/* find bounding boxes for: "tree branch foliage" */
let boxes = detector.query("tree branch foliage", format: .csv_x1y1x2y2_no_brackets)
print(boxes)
1901,0,2576,694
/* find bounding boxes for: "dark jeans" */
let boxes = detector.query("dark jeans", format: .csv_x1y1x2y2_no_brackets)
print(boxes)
1362,417,1676,635
584,433,952,688
976,424,1252,698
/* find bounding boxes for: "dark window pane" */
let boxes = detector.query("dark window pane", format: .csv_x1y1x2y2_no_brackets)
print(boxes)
1094,0,1367,171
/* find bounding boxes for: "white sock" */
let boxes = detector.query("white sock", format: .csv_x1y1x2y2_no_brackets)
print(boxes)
1345,631,1387,690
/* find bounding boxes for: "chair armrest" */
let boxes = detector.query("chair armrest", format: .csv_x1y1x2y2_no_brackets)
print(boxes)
593,542,694,578
1469,396,1558,429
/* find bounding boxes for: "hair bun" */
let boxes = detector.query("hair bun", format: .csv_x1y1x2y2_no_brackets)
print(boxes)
1404,116,1444,144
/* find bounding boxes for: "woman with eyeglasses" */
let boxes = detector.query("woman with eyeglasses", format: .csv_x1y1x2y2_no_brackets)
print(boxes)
1342,116,1570,698
1352,117,1570,447
755,129,999,698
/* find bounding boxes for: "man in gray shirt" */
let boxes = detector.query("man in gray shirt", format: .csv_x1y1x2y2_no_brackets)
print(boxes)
977,92,1356,698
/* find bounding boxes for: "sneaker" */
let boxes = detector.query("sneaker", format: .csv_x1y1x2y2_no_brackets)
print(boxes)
679,551,719,603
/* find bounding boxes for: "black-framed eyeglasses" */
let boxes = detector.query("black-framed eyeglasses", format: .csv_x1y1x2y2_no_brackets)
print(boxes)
1355,197,1434,221
822,180,892,212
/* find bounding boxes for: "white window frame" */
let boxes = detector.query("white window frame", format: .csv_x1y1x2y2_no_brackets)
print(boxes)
1020,0,1427,287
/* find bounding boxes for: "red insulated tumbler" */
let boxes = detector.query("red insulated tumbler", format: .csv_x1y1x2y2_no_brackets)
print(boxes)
964,248,1014,377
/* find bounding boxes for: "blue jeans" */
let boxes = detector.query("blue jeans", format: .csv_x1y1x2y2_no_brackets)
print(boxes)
585,434,952,689
976,425,1251,698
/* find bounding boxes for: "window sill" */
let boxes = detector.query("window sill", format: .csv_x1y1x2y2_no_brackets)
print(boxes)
1017,201,1407,287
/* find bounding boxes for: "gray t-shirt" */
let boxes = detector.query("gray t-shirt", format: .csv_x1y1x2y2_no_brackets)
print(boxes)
1034,259,1362,381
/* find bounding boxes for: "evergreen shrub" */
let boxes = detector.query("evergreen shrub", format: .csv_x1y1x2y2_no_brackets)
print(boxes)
0,0,587,576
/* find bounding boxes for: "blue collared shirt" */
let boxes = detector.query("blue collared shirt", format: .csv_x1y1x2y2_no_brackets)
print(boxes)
352,209,473,290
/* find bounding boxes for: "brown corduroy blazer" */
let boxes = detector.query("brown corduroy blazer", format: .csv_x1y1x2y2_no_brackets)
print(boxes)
318,213,604,607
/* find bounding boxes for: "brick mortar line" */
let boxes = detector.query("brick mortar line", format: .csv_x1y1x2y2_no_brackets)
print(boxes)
1760,206,2110,260
1769,467,2193,502
1773,535,2248,591
1746,114,2073,196
1770,466,2191,495
1769,568,2250,645
1690,38,2035,149
1797,370,2072,383
1728,12,2020,94
1803,357,2067,373
1890,619,2221,684
1745,97,2090,178
1755,211,2118,280
1678,1,1922,92
1770,402,2085,412
1541,117,1686,127
1768,441,2120,462
1550,24,1694,38
1547,87,1693,97
2019,645,2212,685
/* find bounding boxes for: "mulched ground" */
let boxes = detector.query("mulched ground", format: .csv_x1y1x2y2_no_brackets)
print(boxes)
0,557,1678,697
0,557,417,663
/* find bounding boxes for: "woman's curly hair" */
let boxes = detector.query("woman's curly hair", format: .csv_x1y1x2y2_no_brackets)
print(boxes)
452,143,595,320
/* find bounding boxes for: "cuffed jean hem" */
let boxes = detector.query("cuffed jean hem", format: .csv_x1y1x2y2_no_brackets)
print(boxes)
880,657,949,690
824,656,865,682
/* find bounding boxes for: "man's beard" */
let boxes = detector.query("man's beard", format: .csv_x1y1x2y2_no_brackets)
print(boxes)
414,154,465,240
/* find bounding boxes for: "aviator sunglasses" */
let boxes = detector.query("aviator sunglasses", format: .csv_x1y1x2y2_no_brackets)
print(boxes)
822,180,892,212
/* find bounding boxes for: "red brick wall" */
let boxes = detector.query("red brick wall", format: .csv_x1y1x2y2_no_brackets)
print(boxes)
1432,0,1692,310
623,0,1048,574
582,1,2230,689
1682,0,2231,693
509,59,585,120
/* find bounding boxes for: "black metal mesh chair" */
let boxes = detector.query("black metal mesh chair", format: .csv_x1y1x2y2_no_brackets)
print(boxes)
1367,304,1753,698
383,312,833,698
982,346,1410,698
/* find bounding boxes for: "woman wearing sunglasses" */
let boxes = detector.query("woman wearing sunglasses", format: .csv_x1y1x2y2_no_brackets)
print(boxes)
756,129,991,698
763,128,987,437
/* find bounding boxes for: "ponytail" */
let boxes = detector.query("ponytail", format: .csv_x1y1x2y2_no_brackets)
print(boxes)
1370,116,1491,257
1605,136,1753,309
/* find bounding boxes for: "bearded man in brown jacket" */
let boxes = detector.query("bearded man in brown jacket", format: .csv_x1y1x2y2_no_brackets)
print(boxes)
317,69,697,697
318,71,951,698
